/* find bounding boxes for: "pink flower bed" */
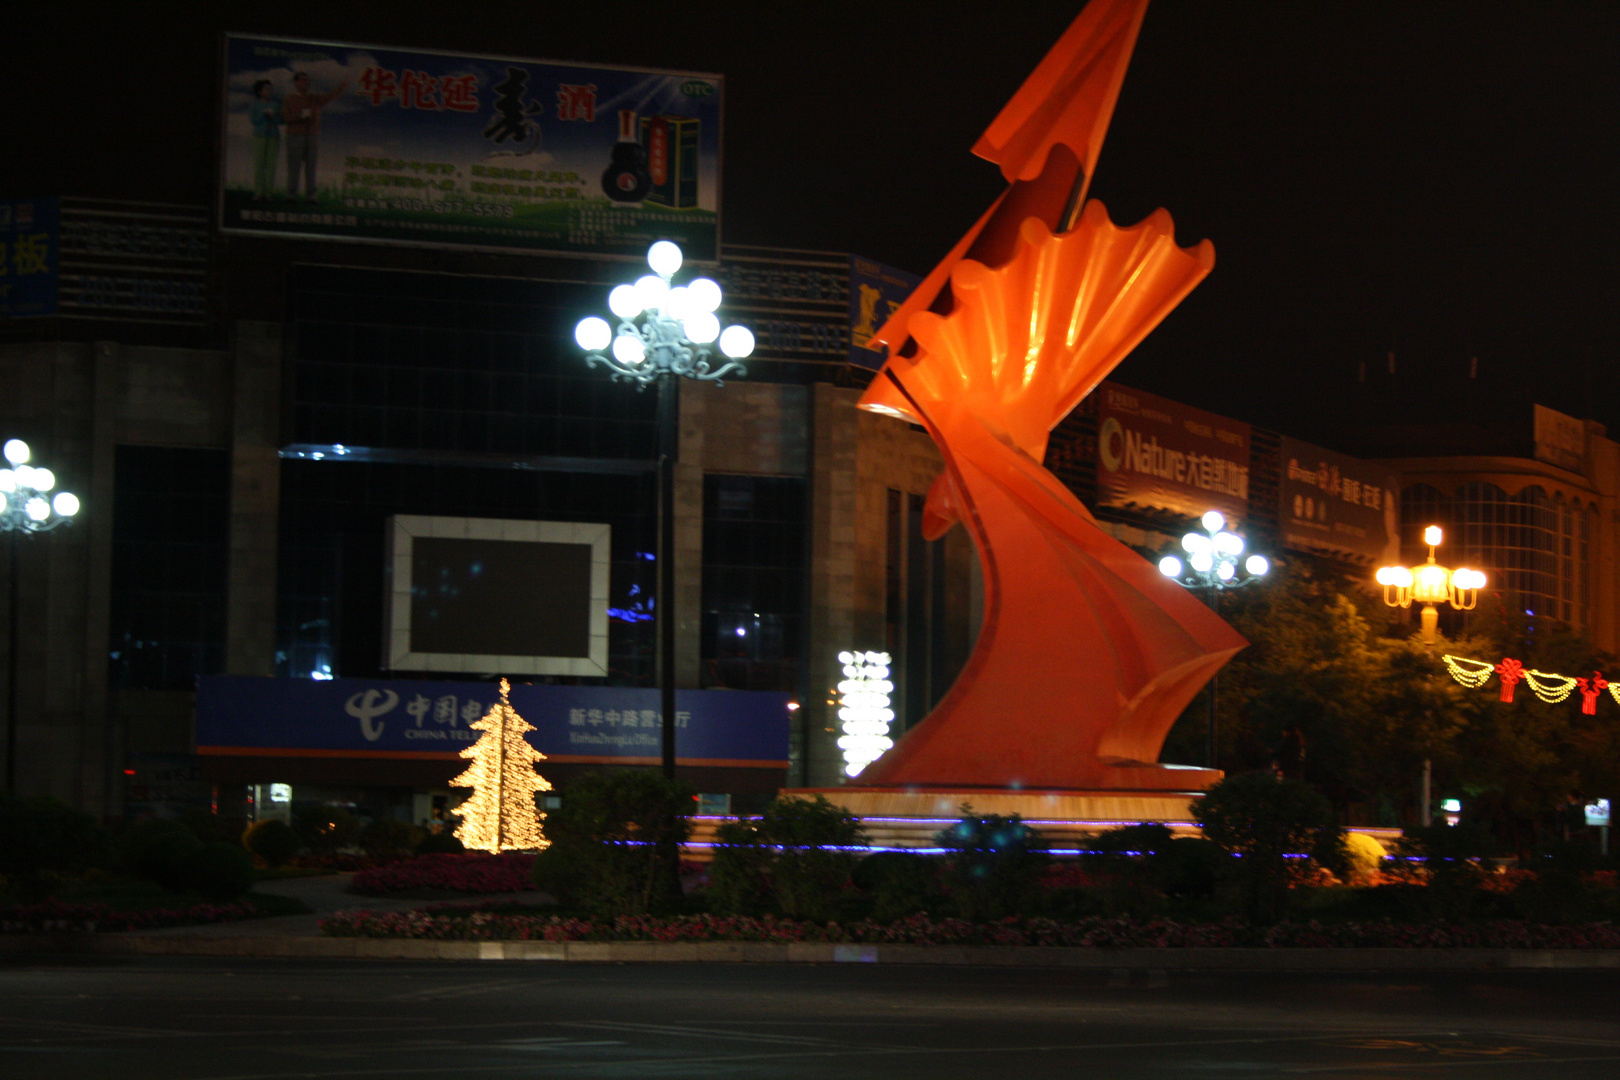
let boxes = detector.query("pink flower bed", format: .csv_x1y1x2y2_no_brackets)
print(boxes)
317,908,1620,949
2,900,260,933
348,852,537,896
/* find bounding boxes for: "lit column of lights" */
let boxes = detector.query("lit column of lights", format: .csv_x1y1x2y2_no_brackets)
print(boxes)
573,240,755,387
574,241,754,781
1156,510,1269,770
836,650,894,778
0,438,81,795
1375,525,1484,643
449,679,552,852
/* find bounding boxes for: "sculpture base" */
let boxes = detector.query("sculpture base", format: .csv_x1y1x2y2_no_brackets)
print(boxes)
779,772,1220,852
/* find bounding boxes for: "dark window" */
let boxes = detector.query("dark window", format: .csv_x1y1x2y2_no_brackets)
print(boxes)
108,446,230,689
700,474,806,692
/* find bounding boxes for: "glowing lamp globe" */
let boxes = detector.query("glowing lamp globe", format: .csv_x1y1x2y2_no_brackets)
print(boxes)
1244,555,1269,577
647,240,683,277
718,325,755,359
1424,525,1443,547
1181,532,1210,554
3,440,29,465
1189,551,1213,573
634,274,668,312
611,335,646,366
686,277,722,312
1216,561,1235,581
25,497,49,522
1158,555,1183,578
664,286,693,320
574,317,612,353
607,284,643,319
52,492,79,517
1214,530,1243,556
683,311,720,344
1201,510,1225,533
0,471,14,493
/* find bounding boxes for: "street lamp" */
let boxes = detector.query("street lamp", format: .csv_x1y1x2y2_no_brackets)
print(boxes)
1375,524,1484,826
1157,510,1269,769
1375,525,1484,643
575,241,754,779
0,439,81,794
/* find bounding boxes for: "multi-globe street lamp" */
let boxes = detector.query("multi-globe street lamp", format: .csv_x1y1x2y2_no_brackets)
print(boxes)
0,438,81,794
574,241,754,779
1158,510,1269,769
1375,524,1485,824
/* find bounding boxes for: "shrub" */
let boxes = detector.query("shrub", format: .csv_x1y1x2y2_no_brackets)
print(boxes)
1342,832,1387,883
186,842,255,900
242,819,300,868
1194,774,1345,923
0,793,111,899
416,829,465,855
530,770,693,917
852,851,944,922
1391,823,1495,916
293,805,361,854
1512,840,1608,923
359,819,424,859
118,819,206,891
937,808,1050,920
707,796,866,920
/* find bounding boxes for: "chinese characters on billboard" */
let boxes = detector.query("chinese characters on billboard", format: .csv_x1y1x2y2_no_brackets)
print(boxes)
0,198,58,319
1278,437,1398,563
220,36,722,260
1094,382,1250,521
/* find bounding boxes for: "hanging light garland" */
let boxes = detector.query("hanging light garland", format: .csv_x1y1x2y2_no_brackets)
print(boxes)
1442,654,1617,714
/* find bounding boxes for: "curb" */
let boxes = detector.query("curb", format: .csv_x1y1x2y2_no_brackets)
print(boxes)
5,934,1620,969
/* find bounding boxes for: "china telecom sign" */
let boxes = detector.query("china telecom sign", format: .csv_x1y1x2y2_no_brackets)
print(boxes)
1095,382,1249,520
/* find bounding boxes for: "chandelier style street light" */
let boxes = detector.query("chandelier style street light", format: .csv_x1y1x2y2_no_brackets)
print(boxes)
0,438,81,794
1158,510,1269,769
1375,525,1484,644
574,241,754,779
1375,524,1484,826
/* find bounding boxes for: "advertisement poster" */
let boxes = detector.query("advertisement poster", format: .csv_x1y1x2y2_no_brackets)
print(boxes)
220,35,722,260
0,198,58,319
196,676,789,768
1094,382,1250,520
848,255,921,370
1278,437,1399,563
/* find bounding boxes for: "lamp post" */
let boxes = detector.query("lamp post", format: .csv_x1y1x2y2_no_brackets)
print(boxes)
1375,525,1484,824
575,241,754,779
0,439,81,794
1157,510,1270,770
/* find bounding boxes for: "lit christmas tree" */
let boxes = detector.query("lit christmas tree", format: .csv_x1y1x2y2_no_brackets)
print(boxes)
450,679,552,852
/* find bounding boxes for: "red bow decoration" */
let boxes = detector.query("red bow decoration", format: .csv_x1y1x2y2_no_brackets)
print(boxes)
1495,657,1524,702
1576,672,1608,715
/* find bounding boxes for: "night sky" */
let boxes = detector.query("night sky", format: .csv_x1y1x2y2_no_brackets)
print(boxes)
10,0,1616,449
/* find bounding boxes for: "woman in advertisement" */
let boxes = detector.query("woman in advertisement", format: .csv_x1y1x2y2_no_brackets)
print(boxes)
249,79,281,201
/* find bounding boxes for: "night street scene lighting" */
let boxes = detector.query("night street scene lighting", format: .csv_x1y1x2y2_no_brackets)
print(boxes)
1158,510,1268,768
1,438,80,794
574,241,753,779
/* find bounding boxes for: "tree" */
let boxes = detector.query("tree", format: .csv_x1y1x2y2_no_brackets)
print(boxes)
530,769,693,916
450,679,552,852
1195,773,1345,923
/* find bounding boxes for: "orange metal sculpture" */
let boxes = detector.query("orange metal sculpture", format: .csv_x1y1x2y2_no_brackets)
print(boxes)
855,0,1246,790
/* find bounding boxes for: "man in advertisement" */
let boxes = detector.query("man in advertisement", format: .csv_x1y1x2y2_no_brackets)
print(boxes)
283,71,348,202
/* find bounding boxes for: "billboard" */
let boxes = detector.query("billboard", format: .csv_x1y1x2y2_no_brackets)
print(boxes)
0,197,58,319
220,35,722,260
1278,437,1399,563
196,676,791,768
1094,382,1250,520
1533,404,1586,475
848,256,921,370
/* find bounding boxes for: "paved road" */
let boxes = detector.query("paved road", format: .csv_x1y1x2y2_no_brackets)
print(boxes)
2,957,1617,1078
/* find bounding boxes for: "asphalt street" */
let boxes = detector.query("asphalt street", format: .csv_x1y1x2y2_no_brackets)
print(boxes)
2,957,1617,1079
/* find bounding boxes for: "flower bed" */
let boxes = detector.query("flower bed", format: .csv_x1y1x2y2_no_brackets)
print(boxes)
348,852,537,896
2,900,261,934
318,908,1620,949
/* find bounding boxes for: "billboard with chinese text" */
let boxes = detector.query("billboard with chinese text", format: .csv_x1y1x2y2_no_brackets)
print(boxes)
1094,382,1250,520
196,676,790,768
220,35,722,260
1278,437,1399,563
0,198,58,319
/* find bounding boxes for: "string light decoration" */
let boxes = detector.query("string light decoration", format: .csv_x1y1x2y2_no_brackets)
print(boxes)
450,679,552,852
837,651,894,778
1441,654,1597,709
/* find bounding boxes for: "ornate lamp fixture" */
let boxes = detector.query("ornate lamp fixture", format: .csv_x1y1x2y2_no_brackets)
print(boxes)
1376,525,1484,642
1157,510,1269,590
574,240,755,386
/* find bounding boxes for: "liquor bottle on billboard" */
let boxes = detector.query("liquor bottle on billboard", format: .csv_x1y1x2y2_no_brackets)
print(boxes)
601,110,652,205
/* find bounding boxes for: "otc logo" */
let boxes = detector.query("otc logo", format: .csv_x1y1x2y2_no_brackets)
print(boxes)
681,80,716,97
1098,417,1125,473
